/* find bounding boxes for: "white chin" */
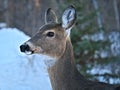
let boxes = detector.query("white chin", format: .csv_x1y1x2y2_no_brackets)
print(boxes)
25,51,33,55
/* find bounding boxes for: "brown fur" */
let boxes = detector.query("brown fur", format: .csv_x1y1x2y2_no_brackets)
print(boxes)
47,37,119,90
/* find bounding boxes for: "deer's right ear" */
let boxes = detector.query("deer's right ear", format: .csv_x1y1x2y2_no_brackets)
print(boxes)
45,8,58,24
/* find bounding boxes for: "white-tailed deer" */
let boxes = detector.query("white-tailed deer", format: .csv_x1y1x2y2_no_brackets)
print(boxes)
20,6,120,90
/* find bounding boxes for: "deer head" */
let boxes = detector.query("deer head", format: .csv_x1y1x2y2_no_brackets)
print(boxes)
20,5,76,60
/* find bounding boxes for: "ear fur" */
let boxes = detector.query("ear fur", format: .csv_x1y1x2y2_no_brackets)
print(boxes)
45,8,58,24
62,5,76,36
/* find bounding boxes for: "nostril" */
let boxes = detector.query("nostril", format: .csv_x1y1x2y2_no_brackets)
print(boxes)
20,45,26,52
20,44,30,52
25,44,30,51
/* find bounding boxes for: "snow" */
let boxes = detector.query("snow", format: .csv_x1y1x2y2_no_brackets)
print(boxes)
0,22,7,28
90,31,106,42
109,31,120,56
87,65,112,75
0,27,51,90
87,64,120,84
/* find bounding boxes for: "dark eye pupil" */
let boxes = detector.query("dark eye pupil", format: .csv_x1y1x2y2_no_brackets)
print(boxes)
47,32,54,37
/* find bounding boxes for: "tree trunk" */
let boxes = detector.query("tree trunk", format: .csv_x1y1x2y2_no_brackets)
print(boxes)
113,0,120,30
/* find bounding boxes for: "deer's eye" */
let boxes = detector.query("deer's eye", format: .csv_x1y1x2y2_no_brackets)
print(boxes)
46,32,55,37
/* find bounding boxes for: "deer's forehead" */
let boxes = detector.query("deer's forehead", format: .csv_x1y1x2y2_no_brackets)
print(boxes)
38,23,63,33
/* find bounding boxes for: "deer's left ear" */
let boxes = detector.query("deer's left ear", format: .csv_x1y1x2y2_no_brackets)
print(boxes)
45,8,58,24
62,5,76,35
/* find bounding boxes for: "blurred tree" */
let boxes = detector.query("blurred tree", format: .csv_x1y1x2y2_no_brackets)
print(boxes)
0,0,58,36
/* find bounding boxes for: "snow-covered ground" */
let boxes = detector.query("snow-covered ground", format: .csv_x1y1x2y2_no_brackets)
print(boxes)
0,26,51,90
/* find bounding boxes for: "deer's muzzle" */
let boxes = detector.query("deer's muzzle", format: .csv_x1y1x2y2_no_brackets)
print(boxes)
20,44,34,54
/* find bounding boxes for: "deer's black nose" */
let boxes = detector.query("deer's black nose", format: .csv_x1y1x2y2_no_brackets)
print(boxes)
20,44,30,52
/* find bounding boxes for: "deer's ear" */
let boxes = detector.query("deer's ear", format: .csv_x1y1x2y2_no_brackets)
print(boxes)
45,8,58,24
62,6,76,35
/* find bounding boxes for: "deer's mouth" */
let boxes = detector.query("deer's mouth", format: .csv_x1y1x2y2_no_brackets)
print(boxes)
23,51,33,55
25,50,34,55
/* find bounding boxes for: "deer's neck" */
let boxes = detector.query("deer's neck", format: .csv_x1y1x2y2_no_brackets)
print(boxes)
48,39,87,90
